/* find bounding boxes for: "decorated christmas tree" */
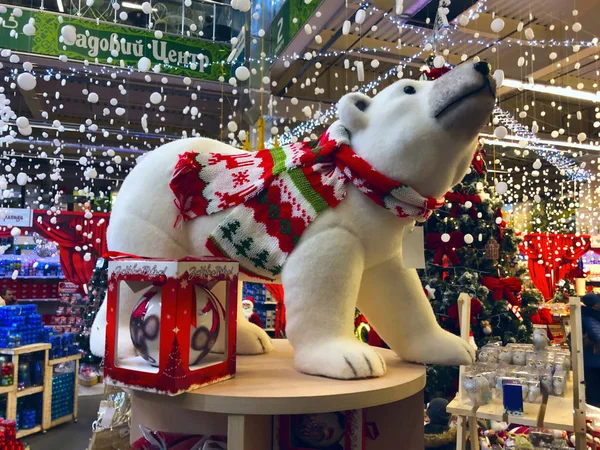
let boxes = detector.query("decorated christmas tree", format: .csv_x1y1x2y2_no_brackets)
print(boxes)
76,258,108,365
420,145,542,400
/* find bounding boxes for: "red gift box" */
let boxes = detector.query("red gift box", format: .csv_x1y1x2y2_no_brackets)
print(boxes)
104,256,238,396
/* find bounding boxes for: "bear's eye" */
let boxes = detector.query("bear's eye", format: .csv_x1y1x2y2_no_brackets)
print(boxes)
404,86,416,95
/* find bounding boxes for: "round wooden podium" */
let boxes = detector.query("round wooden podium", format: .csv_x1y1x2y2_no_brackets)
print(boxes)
130,340,426,449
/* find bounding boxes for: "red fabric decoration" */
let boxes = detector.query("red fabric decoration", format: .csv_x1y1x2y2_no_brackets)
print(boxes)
0,210,110,288
519,233,591,300
265,284,286,338
447,297,482,327
248,313,263,328
530,308,553,325
445,191,482,218
471,146,487,175
423,67,451,80
481,276,523,306
426,231,464,266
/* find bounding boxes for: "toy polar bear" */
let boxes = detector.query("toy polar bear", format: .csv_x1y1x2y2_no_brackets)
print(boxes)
91,61,496,380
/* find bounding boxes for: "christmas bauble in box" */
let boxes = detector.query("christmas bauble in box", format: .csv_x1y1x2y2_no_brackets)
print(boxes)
130,286,223,367
189,285,223,366
130,288,162,366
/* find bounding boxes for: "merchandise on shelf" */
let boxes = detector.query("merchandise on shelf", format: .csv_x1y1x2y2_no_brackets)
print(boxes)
0,305,44,347
241,282,277,331
47,331,79,360
51,371,75,420
0,356,14,387
0,254,63,279
16,395,41,431
0,419,22,449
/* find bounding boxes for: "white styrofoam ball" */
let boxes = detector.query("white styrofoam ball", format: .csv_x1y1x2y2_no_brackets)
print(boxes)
16,117,29,129
16,172,28,186
441,233,451,243
495,181,508,194
517,56,525,67
433,55,445,68
236,0,251,12
572,22,582,32
119,11,128,21
577,132,587,142
524,28,534,40
370,59,380,68
490,18,505,33
549,52,557,60
493,69,504,86
235,66,250,81
270,126,278,135
61,25,77,45
227,121,238,132
17,72,36,91
138,57,151,72
304,23,312,35
458,16,469,27
517,21,524,32
149,92,162,104
154,30,163,39
494,126,508,139
141,1,152,14
183,77,192,85
23,23,36,36
355,9,366,25
342,20,351,35
533,159,542,170
23,61,33,72
11,227,21,237
18,126,32,136
464,234,474,244
291,97,299,105
551,130,559,138
87,92,99,103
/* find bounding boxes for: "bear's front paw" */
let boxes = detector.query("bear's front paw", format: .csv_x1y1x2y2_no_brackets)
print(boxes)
294,339,386,379
236,320,274,355
396,330,475,366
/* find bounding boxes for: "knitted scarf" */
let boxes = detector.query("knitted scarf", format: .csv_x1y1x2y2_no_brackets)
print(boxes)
169,121,444,280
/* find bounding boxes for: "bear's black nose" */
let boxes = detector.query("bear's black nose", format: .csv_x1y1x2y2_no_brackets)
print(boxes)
474,61,491,76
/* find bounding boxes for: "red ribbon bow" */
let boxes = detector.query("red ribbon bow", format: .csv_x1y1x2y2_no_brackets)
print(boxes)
445,191,482,218
530,308,553,325
426,231,464,266
447,297,482,327
481,276,523,306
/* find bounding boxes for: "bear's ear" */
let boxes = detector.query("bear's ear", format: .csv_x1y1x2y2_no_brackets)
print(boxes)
337,93,371,133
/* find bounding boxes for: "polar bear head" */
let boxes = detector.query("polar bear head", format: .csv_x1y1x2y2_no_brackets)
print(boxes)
337,62,496,198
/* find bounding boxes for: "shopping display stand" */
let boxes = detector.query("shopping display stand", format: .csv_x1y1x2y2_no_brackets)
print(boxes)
448,296,587,450
43,353,82,430
0,343,81,438
130,340,427,449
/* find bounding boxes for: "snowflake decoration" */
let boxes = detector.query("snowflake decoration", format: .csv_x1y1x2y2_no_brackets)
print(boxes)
180,279,188,289
231,169,250,187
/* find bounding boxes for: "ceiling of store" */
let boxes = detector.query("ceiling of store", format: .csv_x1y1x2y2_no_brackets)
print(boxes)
1,0,599,207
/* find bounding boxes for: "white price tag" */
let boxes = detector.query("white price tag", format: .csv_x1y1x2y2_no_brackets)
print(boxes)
402,226,425,269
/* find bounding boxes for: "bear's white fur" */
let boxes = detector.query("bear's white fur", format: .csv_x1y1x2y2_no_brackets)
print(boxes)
91,62,496,379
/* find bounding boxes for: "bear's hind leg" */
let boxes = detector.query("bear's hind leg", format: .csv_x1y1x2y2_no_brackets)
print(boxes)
357,255,475,366
282,228,386,379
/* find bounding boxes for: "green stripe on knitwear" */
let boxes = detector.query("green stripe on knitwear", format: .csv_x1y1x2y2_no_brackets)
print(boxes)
288,168,330,213
270,146,287,175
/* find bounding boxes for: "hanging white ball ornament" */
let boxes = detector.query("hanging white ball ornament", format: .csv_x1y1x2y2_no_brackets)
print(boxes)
524,28,534,40
572,22,582,32
141,2,152,14
235,66,250,81
494,126,508,139
533,159,542,170
17,73,37,91
149,92,162,104
441,233,451,243
433,55,445,68
577,132,587,142
23,23,36,36
16,173,28,186
464,234,474,244
87,92,99,103
490,18,505,33
495,181,508,194
137,57,151,72
227,121,238,132
61,25,77,45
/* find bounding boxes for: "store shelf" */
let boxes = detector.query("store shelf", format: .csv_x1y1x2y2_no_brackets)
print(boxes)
264,328,275,332
16,425,42,439
16,385,44,398
263,301,278,305
0,385,14,395
50,414,74,428
48,353,82,366
1,276,62,280
21,298,61,302
0,343,51,355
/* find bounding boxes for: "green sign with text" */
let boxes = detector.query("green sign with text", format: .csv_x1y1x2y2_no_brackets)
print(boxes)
270,0,322,58
0,5,231,80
